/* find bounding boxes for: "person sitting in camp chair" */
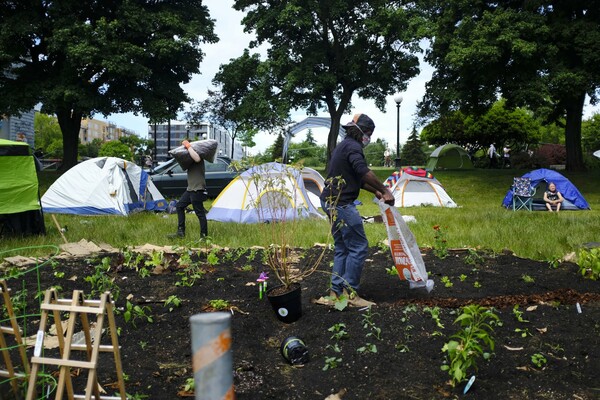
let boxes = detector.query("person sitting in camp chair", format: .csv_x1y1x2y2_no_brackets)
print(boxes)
543,182,564,212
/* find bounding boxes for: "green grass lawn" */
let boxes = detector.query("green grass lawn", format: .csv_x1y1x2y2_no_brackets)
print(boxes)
2,167,599,261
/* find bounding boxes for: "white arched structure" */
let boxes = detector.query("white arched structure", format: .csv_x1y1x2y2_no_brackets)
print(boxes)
283,117,346,161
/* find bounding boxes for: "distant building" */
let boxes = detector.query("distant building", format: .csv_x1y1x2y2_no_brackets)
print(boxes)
0,111,35,147
148,121,243,162
79,118,135,143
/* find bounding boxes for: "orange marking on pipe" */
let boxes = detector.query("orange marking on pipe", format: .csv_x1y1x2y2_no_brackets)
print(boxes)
192,329,232,373
223,385,235,400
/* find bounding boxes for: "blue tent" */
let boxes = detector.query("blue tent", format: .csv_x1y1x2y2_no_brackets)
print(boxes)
502,168,590,210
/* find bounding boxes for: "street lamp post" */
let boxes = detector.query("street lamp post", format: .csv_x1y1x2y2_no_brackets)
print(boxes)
394,94,403,169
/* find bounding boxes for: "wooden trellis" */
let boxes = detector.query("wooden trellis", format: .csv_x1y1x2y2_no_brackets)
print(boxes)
26,289,126,400
0,279,31,399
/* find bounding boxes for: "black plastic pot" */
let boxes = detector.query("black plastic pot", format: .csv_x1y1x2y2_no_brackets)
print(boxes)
266,283,302,323
280,336,309,365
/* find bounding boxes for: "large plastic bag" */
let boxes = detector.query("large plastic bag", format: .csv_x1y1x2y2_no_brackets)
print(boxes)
169,139,218,170
378,202,434,292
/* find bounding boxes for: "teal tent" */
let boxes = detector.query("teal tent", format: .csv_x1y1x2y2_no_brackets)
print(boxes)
0,139,45,236
426,144,474,171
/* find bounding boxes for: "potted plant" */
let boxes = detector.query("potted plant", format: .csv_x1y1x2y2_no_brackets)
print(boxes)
242,162,342,323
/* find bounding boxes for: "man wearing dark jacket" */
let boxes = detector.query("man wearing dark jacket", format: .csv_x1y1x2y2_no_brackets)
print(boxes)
319,114,395,307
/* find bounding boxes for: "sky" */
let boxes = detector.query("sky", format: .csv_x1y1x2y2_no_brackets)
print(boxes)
104,1,599,155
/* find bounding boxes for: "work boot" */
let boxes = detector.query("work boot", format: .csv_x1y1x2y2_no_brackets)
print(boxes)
167,230,185,239
343,289,376,308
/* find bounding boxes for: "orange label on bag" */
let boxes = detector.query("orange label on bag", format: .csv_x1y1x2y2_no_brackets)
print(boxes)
390,239,412,280
384,208,396,227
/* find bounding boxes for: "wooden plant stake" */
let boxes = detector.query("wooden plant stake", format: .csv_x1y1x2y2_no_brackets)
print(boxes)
26,289,126,400
0,280,31,399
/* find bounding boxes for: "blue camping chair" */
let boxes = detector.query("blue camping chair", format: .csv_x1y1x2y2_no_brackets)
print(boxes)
512,177,535,211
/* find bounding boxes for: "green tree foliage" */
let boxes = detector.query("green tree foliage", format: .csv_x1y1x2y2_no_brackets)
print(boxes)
364,139,387,167
271,133,285,162
421,101,540,151
420,2,600,171
119,135,154,165
305,129,316,146
401,126,427,166
582,114,600,154
231,0,425,161
34,112,62,156
79,138,103,159
0,1,217,170
99,141,133,160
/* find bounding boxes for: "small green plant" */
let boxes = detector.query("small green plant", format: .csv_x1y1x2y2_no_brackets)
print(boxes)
182,377,195,392
357,343,377,354
473,281,482,288
361,308,382,341
138,267,151,278
241,265,253,272
395,343,410,352
385,267,397,276
441,304,499,387
145,250,164,269
521,274,535,283
432,225,449,259
206,249,220,266
85,257,120,301
139,341,148,350
515,328,531,338
328,323,349,340
531,353,547,368
208,299,230,310
512,305,529,323
464,248,485,265
176,265,205,287
459,274,467,282
123,301,153,328
440,276,453,288
164,295,182,312
326,343,342,353
423,306,445,329
53,271,65,278
577,247,600,280
323,356,342,371
546,257,560,269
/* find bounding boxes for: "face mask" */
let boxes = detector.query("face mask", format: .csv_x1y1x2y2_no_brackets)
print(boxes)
361,134,371,148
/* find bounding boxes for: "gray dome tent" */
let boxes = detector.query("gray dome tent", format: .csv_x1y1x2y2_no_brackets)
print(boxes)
426,144,474,171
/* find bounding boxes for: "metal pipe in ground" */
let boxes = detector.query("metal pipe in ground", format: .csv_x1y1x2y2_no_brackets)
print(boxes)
190,312,234,400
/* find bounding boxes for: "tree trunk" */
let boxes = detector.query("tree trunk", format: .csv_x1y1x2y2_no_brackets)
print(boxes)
325,94,352,167
230,137,235,159
56,108,83,171
564,92,586,172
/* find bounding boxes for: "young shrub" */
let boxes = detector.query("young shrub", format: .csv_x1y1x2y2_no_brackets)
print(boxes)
441,305,499,387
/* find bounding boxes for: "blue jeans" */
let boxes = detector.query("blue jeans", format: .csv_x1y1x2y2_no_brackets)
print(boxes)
321,200,369,295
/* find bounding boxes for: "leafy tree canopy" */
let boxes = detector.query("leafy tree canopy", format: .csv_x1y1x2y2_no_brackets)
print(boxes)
421,100,540,152
99,141,132,160
0,1,217,169
231,0,425,160
34,112,62,154
401,126,427,166
420,2,600,171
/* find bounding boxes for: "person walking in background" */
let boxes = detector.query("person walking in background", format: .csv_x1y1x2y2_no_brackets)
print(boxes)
384,148,391,167
319,113,395,308
502,145,511,168
488,143,499,168
168,140,208,239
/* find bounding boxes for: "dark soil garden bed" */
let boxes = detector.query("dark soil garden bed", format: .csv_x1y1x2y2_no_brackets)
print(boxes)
2,246,599,399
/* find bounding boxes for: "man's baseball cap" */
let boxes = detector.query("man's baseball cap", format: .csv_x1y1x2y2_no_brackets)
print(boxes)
342,113,375,135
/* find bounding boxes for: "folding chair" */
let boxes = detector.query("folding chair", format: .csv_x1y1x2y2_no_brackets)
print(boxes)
512,177,535,211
